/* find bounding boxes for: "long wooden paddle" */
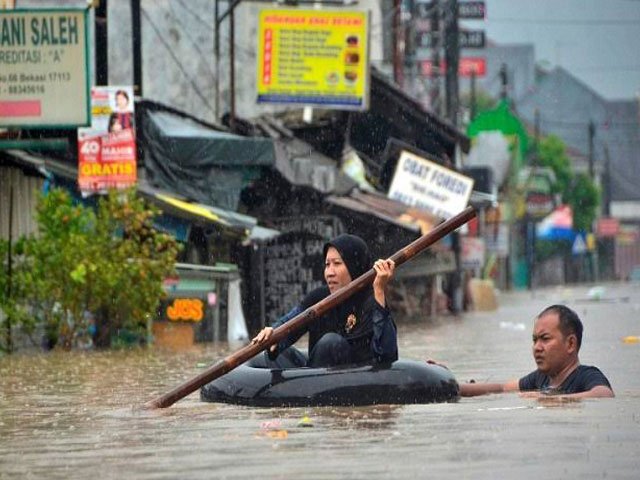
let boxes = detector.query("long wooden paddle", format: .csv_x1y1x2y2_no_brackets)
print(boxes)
144,205,476,408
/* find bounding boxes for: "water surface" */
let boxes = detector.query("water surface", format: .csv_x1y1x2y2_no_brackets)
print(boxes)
1,283,639,479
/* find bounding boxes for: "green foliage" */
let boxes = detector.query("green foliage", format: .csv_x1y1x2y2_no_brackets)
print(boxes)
567,173,600,232
537,135,573,198
6,187,180,350
460,89,498,123
535,238,572,263
1,238,36,353
536,135,600,232
88,189,181,347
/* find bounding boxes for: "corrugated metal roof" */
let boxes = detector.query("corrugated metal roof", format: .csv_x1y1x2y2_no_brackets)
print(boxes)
326,190,439,235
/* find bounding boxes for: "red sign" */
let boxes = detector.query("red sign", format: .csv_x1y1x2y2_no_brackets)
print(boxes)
596,217,620,237
420,57,486,77
77,86,137,193
78,129,137,191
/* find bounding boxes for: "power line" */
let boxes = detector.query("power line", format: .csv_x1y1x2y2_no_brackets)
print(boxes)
486,17,640,25
570,66,640,72
166,1,217,79
140,7,216,115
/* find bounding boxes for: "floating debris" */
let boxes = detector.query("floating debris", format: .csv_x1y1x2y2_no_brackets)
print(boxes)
297,416,314,428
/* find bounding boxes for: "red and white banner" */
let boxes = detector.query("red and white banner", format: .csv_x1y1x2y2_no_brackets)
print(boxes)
77,86,136,194
420,57,487,77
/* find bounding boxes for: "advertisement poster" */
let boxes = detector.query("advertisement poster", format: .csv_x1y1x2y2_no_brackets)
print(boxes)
0,9,90,127
256,9,369,110
77,86,137,194
387,150,474,220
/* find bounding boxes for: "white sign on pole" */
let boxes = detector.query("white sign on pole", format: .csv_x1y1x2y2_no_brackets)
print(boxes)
461,236,486,270
387,150,474,219
0,9,90,127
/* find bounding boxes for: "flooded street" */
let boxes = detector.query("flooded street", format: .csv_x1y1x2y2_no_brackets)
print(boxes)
1,282,639,479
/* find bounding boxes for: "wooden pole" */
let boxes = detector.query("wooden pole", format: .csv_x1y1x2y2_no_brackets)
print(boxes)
144,206,477,408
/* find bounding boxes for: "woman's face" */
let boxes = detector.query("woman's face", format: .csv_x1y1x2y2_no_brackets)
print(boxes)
324,246,352,293
116,92,128,110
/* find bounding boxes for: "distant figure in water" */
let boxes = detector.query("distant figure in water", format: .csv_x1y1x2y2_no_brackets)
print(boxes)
456,304,614,399
251,234,398,368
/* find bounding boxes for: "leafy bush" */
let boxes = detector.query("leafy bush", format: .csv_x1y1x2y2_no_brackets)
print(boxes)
2,187,180,351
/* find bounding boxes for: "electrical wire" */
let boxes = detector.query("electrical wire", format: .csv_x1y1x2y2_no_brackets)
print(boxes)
166,0,218,79
140,7,216,115
487,17,640,26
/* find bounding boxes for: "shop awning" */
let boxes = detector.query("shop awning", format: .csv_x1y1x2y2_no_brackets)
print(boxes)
138,185,258,238
143,110,276,211
2,149,77,180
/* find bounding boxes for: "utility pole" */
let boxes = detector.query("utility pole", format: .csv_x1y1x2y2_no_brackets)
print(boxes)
229,7,236,128
499,63,508,101
131,0,143,96
534,108,540,166
404,0,417,97
470,70,476,121
5,186,13,353
430,1,441,115
443,0,459,125
214,0,220,121
393,0,404,87
95,0,108,86
588,120,595,179
603,144,612,216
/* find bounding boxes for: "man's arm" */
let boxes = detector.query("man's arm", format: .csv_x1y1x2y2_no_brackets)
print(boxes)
459,379,520,397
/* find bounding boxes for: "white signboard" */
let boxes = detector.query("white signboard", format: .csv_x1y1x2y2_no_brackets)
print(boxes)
461,236,486,270
0,9,90,127
483,224,510,257
388,150,474,219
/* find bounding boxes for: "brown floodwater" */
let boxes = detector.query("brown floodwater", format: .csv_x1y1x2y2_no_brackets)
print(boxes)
1,282,639,479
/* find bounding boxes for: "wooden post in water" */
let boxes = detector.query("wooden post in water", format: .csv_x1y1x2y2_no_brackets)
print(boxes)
144,206,477,409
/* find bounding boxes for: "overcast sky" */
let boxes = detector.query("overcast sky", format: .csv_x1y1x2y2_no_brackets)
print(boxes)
462,0,640,100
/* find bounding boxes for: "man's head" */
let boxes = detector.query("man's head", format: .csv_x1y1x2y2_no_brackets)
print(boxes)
532,305,583,375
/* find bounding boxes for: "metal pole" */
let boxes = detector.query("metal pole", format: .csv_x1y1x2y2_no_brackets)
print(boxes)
534,108,540,166
430,1,441,114
444,0,459,125
95,0,108,85
131,0,143,96
470,70,476,121
499,63,507,100
603,144,612,216
5,186,14,353
392,0,404,87
588,120,595,179
214,0,220,121
229,6,236,128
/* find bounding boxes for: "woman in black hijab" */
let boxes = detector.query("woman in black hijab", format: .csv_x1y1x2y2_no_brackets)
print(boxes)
251,234,398,368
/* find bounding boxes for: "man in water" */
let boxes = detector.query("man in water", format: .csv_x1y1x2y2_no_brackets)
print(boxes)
458,304,614,399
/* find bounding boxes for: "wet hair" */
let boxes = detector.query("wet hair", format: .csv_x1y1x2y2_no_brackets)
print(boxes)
537,304,583,350
323,234,371,280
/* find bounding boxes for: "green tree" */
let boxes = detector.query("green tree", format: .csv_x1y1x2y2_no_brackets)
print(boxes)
566,173,600,231
89,189,181,347
537,135,573,198
460,90,498,124
536,135,600,232
0,238,34,352
12,187,180,350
